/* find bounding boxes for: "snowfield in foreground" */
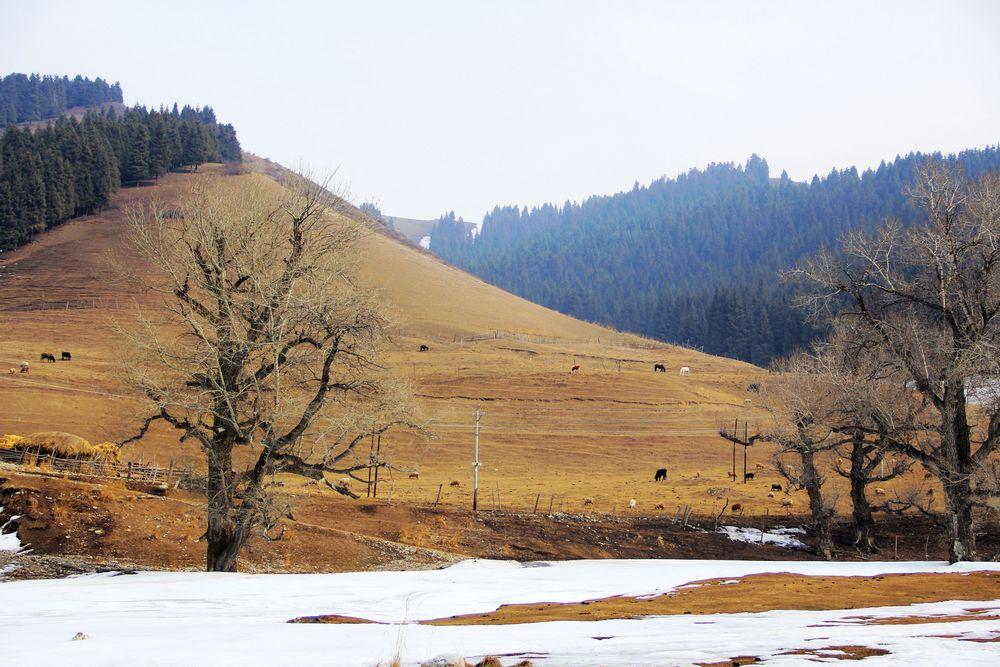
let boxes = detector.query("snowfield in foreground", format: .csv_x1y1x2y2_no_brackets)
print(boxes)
2,559,999,666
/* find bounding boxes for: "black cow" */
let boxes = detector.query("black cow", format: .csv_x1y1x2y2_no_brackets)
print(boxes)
771,483,782,492
419,344,430,352
653,363,666,373
744,472,755,481
747,383,760,393
61,351,72,361
654,467,667,482
40,353,56,363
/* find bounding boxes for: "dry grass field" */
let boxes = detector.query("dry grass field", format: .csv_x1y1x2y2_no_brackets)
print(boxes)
0,163,931,531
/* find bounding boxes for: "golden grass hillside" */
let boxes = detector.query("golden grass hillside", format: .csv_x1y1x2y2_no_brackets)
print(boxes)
0,164,833,517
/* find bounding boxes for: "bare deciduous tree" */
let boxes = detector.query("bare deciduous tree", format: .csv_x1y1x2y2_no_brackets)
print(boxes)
794,164,1000,562
120,174,421,571
763,355,842,559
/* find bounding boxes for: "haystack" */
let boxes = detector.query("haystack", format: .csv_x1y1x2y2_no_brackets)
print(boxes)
14,432,96,459
91,442,122,463
0,434,25,449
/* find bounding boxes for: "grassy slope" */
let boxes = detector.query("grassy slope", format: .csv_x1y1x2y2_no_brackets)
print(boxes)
0,164,846,519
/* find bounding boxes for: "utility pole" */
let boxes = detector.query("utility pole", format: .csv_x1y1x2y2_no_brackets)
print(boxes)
732,417,738,481
473,407,482,511
373,433,382,497
743,421,749,484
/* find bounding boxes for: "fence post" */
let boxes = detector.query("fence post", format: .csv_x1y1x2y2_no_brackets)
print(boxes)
548,495,554,513
533,493,540,514
434,483,443,507
127,462,133,480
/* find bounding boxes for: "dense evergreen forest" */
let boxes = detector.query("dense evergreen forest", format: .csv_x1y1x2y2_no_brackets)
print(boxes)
0,73,123,128
0,75,241,251
430,148,1000,365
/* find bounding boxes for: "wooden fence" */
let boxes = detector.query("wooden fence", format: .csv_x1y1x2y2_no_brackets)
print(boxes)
0,447,195,487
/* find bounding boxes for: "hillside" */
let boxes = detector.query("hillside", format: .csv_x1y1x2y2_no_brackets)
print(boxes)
429,147,1000,365
0,162,783,519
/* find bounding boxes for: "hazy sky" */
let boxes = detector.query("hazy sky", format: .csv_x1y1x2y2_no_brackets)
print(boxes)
2,1,998,221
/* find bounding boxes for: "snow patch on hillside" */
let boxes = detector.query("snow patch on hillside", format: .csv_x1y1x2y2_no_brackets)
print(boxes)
419,235,431,249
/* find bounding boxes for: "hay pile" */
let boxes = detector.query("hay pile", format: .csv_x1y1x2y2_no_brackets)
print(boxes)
5,432,120,462
0,434,24,449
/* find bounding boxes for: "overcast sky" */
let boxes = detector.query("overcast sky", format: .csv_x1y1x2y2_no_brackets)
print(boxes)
2,0,998,221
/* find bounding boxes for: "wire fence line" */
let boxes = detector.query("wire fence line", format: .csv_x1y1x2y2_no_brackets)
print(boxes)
0,296,131,313
394,328,671,351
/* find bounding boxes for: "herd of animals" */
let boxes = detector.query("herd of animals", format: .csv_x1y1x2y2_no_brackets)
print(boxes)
8,350,72,374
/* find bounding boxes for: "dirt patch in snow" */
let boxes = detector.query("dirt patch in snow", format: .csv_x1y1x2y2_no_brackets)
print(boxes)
408,571,1000,625
778,645,890,660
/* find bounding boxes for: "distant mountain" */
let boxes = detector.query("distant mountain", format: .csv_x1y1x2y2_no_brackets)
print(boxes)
357,205,477,249
428,146,1000,365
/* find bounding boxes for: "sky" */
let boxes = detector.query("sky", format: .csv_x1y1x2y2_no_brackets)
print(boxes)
2,0,998,221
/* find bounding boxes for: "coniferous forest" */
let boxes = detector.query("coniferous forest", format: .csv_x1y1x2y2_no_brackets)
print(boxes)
430,148,1000,365
0,74,241,251
0,73,123,127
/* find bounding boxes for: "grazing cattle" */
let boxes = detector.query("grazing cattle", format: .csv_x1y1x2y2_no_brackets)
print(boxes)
771,483,782,492
449,480,460,487
781,498,793,507
755,463,765,470
654,503,665,510
731,503,742,513
61,351,72,361
744,472,755,481
419,344,429,352
767,492,775,498
746,383,760,393
570,364,580,374
583,497,594,505
727,471,736,480
628,498,637,509
874,487,886,496
679,366,691,376
654,467,667,481
19,362,29,373
653,363,666,373
40,353,56,363
408,472,419,479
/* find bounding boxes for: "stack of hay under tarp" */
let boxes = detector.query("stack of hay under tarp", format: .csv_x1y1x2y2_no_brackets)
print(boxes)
0,431,120,462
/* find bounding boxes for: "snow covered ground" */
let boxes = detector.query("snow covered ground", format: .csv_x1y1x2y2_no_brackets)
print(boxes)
2,559,999,666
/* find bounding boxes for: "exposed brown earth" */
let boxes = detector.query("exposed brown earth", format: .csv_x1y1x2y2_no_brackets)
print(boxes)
408,572,1000,625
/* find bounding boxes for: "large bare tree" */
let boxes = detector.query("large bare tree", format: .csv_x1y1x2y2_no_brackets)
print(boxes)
795,164,1000,562
121,174,419,571
811,327,915,554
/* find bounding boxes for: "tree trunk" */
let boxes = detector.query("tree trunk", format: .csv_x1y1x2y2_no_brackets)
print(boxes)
942,476,976,563
205,439,245,572
940,388,977,563
849,438,878,554
800,449,834,560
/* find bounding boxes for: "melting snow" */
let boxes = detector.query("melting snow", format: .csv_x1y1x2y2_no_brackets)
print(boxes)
718,525,807,549
1,559,998,666
0,508,24,553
